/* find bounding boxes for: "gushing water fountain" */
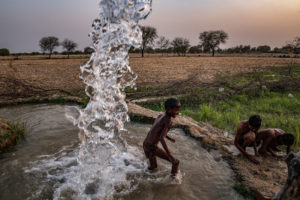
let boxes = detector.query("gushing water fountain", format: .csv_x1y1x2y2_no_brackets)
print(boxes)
55,0,153,199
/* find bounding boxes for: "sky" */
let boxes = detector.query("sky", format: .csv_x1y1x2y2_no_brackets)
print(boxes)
0,0,300,53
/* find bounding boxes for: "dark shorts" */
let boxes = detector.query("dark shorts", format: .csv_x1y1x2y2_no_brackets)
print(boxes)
143,141,157,158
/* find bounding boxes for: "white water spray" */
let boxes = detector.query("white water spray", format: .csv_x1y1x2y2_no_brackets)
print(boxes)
54,1,153,199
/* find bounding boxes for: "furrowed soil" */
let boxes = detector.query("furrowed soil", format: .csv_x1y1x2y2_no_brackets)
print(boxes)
0,55,299,101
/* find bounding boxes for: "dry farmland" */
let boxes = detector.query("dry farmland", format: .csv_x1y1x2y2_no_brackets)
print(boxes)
0,55,299,100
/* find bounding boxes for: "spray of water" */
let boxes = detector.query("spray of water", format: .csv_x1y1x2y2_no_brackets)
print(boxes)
53,0,153,199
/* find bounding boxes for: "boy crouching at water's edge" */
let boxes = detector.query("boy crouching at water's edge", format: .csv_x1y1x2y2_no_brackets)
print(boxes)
234,115,262,164
143,98,180,177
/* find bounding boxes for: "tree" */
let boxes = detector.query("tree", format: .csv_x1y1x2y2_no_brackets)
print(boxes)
39,36,60,59
84,47,94,54
61,39,77,58
257,45,271,53
199,30,228,57
286,37,300,54
156,36,170,56
188,45,202,54
141,26,158,57
172,37,190,56
0,48,10,56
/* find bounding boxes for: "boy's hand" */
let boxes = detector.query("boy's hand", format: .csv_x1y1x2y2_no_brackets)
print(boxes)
248,155,260,164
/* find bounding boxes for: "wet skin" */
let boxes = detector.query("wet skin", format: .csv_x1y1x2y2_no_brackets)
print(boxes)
256,128,292,157
143,105,180,176
234,120,261,164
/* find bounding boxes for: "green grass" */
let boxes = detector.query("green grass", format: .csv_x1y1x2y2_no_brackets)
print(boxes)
9,121,26,140
233,183,254,198
141,91,300,149
0,121,26,152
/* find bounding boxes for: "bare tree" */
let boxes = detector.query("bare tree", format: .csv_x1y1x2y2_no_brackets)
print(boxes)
61,39,78,58
199,30,228,57
172,37,190,56
39,36,60,59
141,26,158,57
156,36,170,56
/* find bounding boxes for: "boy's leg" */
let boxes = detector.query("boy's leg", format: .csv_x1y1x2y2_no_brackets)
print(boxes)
155,147,179,175
148,153,157,170
143,142,157,170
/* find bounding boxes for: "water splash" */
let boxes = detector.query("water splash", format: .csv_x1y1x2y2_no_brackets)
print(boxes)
54,0,153,199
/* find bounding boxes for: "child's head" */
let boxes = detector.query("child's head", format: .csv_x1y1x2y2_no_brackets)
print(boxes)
248,115,261,132
165,98,181,118
278,133,295,146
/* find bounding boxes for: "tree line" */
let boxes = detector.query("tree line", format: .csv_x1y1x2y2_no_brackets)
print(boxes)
133,26,300,57
1,27,299,58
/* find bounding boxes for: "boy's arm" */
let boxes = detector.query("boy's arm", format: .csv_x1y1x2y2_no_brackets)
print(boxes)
160,123,176,162
234,127,252,158
253,141,259,156
287,145,292,155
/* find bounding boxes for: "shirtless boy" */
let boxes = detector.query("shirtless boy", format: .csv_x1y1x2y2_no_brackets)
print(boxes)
234,115,262,164
256,128,294,157
143,98,180,177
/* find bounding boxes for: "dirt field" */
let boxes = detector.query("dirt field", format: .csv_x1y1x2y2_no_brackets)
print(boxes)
0,55,299,101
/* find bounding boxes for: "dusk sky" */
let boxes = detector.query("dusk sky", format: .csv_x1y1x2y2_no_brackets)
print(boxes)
0,0,300,53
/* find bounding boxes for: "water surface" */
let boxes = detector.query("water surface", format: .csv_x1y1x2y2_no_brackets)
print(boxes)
0,104,242,200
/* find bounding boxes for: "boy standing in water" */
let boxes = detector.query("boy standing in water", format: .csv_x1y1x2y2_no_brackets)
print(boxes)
143,98,180,177
234,115,262,164
256,128,294,157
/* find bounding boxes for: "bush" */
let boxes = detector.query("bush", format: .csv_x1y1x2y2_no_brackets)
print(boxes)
0,48,10,56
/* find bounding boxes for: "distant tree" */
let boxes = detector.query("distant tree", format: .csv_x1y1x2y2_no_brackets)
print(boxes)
0,48,10,56
156,36,170,56
257,45,271,53
199,30,228,57
39,36,60,59
145,47,154,54
281,44,293,54
250,47,257,53
128,47,141,53
188,45,202,54
273,47,281,53
141,26,158,57
286,37,300,54
226,45,251,54
172,37,190,56
31,52,41,55
74,50,83,54
61,39,77,58
84,47,94,54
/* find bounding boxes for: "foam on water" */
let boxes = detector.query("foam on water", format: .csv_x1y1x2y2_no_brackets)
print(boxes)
53,0,153,199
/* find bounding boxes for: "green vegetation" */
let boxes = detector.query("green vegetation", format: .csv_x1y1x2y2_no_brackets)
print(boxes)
0,121,26,152
139,64,300,149
0,48,10,56
233,183,254,198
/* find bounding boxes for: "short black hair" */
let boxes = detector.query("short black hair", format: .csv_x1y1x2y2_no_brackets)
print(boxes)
164,98,180,110
248,115,261,128
281,133,295,146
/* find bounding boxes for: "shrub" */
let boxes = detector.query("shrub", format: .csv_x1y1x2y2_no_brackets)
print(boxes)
0,48,10,56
